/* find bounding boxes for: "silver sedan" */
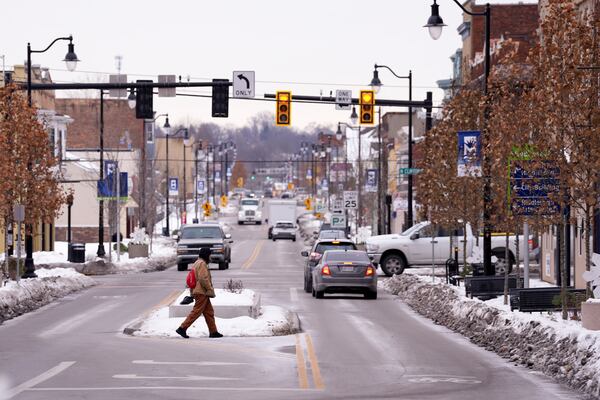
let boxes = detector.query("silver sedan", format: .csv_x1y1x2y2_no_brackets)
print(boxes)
311,250,377,299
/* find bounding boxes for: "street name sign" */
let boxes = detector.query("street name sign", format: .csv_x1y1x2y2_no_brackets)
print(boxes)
343,191,358,209
233,71,255,98
335,89,352,110
399,168,423,175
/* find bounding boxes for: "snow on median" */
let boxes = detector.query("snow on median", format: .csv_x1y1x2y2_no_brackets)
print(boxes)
131,289,300,338
0,268,95,324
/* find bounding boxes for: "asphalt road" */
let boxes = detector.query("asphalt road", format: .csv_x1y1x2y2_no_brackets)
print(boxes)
0,214,584,400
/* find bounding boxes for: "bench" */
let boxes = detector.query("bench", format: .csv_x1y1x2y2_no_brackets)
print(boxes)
509,287,587,312
465,276,523,299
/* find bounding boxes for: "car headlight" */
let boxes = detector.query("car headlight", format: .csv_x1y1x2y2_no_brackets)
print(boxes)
177,247,187,254
212,244,224,253
366,243,379,252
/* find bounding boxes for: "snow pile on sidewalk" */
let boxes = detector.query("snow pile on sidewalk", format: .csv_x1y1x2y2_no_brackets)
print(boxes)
32,236,177,275
382,274,600,398
0,268,95,324
134,305,299,338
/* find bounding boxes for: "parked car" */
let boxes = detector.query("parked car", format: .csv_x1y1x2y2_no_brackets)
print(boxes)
272,221,297,241
316,222,351,239
175,223,233,271
301,238,357,293
311,250,377,299
366,221,534,277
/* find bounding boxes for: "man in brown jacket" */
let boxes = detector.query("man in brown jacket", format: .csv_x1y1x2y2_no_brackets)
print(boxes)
176,248,223,338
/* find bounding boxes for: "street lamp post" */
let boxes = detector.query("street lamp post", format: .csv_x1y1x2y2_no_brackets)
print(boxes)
182,130,193,224
163,117,172,236
370,65,414,230
425,0,493,275
24,35,79,278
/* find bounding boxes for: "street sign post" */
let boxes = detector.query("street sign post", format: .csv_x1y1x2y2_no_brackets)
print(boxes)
343,191,358,209
233,71,255,98
335,89,352,110
331,214,347,228
332,199,344,214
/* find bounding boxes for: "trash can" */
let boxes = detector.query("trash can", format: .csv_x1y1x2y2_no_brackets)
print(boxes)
162,227,169,237
69,243,86,263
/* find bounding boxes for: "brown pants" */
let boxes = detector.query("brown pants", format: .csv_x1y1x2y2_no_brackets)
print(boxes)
180,294,217,333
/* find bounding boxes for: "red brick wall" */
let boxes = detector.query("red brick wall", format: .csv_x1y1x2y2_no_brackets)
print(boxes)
56,227,109,243
55,98,144,150
467,4,539,81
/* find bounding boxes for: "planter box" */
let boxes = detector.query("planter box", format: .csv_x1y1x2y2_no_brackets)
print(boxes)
582,301,600,331
128,243,149,258
169,289,261,319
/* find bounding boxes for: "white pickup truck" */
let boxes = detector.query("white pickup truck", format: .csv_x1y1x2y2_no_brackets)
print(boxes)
366,221,532,277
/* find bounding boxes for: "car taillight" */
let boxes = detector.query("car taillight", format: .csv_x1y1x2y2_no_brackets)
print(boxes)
321,265,331,276
365,265,375,276
528,239,537,250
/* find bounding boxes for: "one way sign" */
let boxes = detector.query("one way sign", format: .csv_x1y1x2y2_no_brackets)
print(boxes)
233,71,255,98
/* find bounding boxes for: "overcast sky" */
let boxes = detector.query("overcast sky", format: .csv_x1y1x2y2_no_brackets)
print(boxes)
1,0,537,130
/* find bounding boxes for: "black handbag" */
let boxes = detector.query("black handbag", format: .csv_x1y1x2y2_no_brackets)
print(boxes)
180,295,194,305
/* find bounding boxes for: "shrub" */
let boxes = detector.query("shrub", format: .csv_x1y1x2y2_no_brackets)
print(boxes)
223,279,244,294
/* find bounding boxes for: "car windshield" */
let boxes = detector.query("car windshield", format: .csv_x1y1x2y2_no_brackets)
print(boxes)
241,200,259,206
315,242,356,254
276,222,294,229
400,222,428,236
181,226,222,239
319,231,344,239
325,251,370,263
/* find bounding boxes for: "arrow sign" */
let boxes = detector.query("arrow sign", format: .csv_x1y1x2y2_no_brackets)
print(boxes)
233,70,255,98
237,74,250,89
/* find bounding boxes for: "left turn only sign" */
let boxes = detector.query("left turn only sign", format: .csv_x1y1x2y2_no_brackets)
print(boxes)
233,71,255,98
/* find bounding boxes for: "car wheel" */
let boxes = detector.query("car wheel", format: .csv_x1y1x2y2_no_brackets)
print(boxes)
303,276,309,292
292,237,296,242
306,276,313,293
380,254,406,277
177,263,187,271
238,221,243,225
365,291,378,300
315,290,324,299
311,285,316,297
272,238,276,242
218,262,228,270
492,251,514,275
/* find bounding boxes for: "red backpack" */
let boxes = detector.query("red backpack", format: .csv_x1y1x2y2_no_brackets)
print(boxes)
186,269,196,289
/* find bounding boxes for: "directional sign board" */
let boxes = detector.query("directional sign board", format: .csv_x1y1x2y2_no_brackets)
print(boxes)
233,71,255,98
331,214,347,228
335,89,352,110
343,191,358,209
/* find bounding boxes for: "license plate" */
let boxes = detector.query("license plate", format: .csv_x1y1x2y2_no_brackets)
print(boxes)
341,266,354,272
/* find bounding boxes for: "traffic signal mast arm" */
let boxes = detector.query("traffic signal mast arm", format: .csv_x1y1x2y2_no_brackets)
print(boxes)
264,93,432,109
24,81,232,91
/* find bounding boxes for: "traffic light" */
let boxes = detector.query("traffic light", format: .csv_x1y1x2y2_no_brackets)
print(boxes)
276,91,291,126
135,80,153,119
360,90,375,125
212,79,229,118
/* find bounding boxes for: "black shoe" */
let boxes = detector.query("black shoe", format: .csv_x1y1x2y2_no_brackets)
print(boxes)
176,327,189,338
209,331,223,338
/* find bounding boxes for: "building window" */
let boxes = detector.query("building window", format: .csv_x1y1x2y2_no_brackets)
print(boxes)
48,127,56,156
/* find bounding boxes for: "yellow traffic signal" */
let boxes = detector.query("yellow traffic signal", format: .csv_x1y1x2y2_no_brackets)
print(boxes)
221,195,228,207
237,177,244,188
276,91,292,126
360,90,375,125
287,182,294,190
202,202,212,216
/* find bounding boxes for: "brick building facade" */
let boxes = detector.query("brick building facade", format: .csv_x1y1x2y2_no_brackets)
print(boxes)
55,98,144,150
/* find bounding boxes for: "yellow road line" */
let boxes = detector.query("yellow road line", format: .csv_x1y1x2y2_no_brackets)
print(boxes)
295,334,309,389
241,241,264,270
305,334,325,389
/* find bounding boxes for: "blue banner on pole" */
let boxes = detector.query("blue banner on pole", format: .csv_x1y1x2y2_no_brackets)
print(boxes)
457,130,482,177
97,172,128,200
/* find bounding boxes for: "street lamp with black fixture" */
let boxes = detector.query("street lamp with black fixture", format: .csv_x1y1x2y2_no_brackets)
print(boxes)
162,117,173,236
370,64,414,230
23,35,79,277
424,0,494,275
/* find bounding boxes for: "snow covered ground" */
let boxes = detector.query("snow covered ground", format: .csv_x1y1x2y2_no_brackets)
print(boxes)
0,268,95,324
174,289,256,307
9,236,177,275
134,305,298,338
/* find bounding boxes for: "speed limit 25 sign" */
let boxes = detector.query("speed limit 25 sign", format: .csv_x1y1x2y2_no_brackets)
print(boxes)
343,191,358,209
